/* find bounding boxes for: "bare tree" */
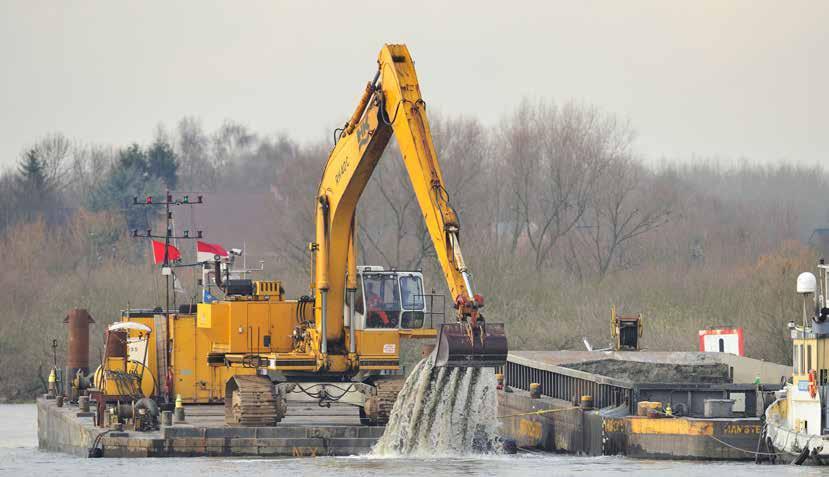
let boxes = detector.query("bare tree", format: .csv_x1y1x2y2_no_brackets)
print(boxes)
498,101,538,255
30,133,72,191
501,100,619,271
268,142,328,271
212,120,257,171
578,157,672,277
430,115,491,219
176,117,213,190
357,114,495,271
358,143,418,268
67,144,115,203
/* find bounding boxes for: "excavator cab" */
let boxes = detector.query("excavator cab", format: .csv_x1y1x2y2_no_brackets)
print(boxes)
351,266,507,368
352,266,430,330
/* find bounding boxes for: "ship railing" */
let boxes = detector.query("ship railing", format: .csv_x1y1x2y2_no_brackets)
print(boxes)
502,354,634,410
502,354,782,416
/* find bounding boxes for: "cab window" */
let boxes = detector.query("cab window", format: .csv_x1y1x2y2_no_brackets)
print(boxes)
363,275,400,328
400,275,425,329
400,275,424,310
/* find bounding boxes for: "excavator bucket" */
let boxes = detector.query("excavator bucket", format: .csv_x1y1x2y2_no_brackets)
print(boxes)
433,322,508,368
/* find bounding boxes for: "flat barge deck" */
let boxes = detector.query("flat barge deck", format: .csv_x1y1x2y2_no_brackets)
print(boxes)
38,398,382,457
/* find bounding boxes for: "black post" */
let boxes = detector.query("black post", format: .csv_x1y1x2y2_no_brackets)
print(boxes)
165,190,170,320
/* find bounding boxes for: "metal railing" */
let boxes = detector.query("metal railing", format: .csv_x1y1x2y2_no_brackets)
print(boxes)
407,293,446,329
503,357,633,409
503,354,782,416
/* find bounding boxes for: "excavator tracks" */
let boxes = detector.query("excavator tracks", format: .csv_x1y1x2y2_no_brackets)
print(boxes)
225,375,287,427
362,376,404,425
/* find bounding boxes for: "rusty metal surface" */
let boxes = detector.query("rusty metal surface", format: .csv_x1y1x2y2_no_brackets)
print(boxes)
64,309,94,369
434,322,507,368
497,390,591,454
105,330,127,359
497,388,764,460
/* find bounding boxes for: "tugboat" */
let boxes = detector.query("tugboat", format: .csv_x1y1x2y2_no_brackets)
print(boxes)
764,259,829,465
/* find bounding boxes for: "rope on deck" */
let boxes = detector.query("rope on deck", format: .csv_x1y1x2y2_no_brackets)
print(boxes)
497,406,581,419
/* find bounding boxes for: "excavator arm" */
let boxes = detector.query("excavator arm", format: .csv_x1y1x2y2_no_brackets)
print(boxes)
313,44,507,367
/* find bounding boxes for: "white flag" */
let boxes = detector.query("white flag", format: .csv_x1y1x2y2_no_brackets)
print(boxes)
173,274,186,295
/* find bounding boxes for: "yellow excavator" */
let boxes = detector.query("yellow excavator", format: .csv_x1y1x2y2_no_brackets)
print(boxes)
197,44,507,426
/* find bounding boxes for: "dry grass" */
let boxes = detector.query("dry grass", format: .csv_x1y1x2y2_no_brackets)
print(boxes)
0,212,157,400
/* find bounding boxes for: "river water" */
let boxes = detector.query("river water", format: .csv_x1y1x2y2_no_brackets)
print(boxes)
2,403,824,476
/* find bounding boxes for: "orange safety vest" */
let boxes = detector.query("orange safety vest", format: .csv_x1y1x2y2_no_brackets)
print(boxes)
367,295,390,325
808,369,817,399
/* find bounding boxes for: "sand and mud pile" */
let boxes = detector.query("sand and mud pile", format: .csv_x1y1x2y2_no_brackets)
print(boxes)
372,356,501,456
562,359,730,384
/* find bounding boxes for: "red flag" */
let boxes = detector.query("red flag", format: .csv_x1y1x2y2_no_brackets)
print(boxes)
151,240,181,264
197,240,228,262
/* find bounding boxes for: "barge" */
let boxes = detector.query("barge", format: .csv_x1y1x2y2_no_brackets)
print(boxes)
497,350,790,460
38,397,382,457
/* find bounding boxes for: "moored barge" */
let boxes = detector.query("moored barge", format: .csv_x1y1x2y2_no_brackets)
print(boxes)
498,350,789,460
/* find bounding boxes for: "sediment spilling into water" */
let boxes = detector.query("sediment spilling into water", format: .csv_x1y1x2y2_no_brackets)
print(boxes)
372,356,500,456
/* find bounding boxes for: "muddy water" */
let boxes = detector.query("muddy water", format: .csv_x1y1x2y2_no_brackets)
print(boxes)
373,357,500,456
4,403,827,476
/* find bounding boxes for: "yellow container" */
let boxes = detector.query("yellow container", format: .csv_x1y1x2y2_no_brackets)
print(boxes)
637,401,662,417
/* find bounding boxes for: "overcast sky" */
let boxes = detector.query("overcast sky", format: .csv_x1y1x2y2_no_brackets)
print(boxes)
0,0,825,169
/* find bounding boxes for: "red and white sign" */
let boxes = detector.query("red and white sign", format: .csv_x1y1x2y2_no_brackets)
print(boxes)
699,327,744,356
197,241,228,262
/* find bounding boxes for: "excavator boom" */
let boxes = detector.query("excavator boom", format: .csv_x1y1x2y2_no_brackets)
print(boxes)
314,44,507,368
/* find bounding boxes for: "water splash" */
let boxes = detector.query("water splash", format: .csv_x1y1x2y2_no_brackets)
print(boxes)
372,356,501,456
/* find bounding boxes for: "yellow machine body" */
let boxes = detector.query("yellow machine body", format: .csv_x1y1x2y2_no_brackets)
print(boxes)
208,272,428,373
93,358,156,398
121,272,432,402
123,313,257,403
611,305,644,351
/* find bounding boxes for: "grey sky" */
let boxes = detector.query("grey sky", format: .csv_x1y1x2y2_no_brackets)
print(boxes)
0,0,825,169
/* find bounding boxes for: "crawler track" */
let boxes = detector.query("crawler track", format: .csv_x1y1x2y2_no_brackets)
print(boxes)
363,376,404,425
225,375,286,426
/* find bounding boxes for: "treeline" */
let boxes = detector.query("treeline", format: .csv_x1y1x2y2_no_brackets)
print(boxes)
0,99,826,399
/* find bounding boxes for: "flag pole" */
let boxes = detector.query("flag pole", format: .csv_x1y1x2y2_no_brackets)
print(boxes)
164,190,170,321
130,191,204,404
